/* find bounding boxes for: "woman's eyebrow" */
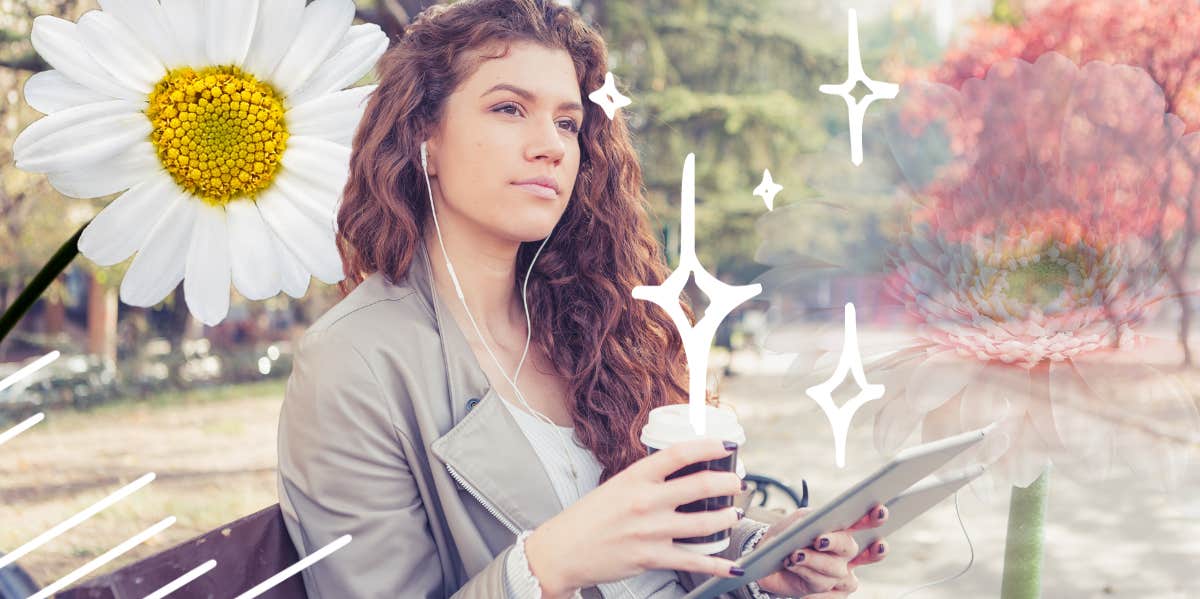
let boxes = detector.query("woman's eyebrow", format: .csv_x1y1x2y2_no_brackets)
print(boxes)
482,83,584,113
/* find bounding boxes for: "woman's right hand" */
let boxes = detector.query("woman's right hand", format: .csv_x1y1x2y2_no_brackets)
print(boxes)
523,438,746,598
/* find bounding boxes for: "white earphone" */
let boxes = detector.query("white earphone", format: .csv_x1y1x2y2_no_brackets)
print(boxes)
421,141,655,599
420,139,579,483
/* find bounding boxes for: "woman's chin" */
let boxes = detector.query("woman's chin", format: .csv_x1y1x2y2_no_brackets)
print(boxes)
505,210,566,242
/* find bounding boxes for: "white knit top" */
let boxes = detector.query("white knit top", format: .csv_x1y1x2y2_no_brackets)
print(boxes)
500,397,688,598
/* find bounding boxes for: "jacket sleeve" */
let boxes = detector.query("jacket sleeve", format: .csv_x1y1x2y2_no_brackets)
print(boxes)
277,328,518,598
674,517,776,599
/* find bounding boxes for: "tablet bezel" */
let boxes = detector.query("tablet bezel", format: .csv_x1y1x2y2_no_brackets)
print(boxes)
681,423,994,599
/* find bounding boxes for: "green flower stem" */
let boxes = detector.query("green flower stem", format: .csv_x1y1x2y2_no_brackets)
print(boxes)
1000,467,1050,599
0,221,89,347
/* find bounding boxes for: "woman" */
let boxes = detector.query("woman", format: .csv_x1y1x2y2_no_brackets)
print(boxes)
276,1,890,597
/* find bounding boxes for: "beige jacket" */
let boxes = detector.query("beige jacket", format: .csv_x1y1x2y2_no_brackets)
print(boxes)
277,241,769,598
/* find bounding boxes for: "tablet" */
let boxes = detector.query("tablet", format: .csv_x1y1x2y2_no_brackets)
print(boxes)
682,423,995,599
848,463,985,552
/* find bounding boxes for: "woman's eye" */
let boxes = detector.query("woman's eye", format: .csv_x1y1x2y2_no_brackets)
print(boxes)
495,103,520,116
494,103,579,134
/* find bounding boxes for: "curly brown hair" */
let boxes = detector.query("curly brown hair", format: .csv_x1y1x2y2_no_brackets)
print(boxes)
336,0,712,483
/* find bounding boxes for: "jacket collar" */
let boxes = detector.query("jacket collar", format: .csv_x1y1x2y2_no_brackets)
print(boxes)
415,240,567,532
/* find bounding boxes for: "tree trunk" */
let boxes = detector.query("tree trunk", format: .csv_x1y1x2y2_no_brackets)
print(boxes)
86,272,118,367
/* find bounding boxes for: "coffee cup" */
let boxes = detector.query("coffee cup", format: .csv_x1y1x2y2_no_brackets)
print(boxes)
640,403,746,555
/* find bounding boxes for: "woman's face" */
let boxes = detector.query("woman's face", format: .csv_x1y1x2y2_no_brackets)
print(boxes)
425,42,583,244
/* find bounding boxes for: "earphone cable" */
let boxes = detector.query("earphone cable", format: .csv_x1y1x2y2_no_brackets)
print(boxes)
420,142,639,599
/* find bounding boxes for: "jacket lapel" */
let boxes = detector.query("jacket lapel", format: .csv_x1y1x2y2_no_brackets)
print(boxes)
414,243,608,599
415,241,565,531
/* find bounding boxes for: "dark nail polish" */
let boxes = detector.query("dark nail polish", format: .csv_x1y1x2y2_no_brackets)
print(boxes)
741,480,748,492
730,566,745,577
818,537,830,550
877,507,887,520
793,551,805,563
877,543,886,555
736,508,745,520
723,440,738,452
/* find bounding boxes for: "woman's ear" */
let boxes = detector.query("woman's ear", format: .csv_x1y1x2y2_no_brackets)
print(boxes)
421,139,437,176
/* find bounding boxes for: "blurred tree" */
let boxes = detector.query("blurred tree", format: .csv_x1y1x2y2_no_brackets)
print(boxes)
576,0,843,282
929,0,1200,364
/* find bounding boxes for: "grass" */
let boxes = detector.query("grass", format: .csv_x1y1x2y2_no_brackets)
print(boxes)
0,379,286,589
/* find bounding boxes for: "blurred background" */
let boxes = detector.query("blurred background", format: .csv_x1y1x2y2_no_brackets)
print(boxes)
2,1,1198,597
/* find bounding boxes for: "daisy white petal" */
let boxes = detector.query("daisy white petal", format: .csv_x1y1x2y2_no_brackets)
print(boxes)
241,0,304,80
270,225,313,298
76,10,165,95
184,203,232,326
226,200,281,301
205,0,259,67
78,171,178,265
30,15,142,100
256,188,343,284
272,170,337,233
23,70,111,114
119,192,197,307
287,85,377,146
278,136,351,202
47,141,159,199
161,0,206,67
14,100,149,173
98,0,183,67
288,24,387,105
271,0,355,97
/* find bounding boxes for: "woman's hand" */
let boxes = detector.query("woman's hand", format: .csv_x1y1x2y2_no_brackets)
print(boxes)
751,505,890,598
524,438,746,599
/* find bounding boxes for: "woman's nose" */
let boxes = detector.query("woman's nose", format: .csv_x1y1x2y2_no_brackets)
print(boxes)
526,120,567,163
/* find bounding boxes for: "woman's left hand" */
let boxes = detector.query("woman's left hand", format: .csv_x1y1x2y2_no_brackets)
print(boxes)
751,503,889,598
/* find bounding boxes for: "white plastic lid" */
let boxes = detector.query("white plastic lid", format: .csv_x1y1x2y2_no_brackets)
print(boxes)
640,404,746,449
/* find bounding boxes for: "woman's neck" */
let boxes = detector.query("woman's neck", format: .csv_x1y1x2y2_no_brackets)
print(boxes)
421,214,527,347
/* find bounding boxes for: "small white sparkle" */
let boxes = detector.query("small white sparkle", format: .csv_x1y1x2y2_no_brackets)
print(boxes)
805,302,885,468
632,153,762,435
587,71,632,120
819,9,900,166
753,169,783,211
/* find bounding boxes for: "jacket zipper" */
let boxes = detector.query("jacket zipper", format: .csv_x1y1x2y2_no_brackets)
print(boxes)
445,463,521,535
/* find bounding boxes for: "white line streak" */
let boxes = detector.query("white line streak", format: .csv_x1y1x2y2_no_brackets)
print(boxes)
0,472,156,570
0,350,60,394
0,412,44,447
232,535,351,599
141,559,217,599
28,516,176,599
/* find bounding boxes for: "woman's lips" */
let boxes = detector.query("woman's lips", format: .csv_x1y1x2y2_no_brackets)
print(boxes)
512,183,558,200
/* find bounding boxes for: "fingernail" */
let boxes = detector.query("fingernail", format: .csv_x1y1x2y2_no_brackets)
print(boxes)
877,543,887,555
793,550,805,563
741,480,748,492
877,507,887,520
735,508,745,520
723,440,738,452
818,537,830,550
730,566,745,576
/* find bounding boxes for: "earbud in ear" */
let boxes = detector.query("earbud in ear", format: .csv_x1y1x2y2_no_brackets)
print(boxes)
420,141,428,171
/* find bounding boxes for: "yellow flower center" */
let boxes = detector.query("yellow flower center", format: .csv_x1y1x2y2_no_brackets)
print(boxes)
146,65,288,207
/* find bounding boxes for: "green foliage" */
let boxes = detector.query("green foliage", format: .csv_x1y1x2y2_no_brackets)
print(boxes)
593,0,847,279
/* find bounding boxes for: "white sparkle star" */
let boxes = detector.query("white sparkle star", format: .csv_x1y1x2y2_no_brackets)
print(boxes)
753,169,783,211
804,302,885,468
587,71,632,120
819,9,900,166
632,153,762,435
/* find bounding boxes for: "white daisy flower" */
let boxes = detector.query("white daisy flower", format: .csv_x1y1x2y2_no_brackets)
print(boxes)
13,0,388,325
